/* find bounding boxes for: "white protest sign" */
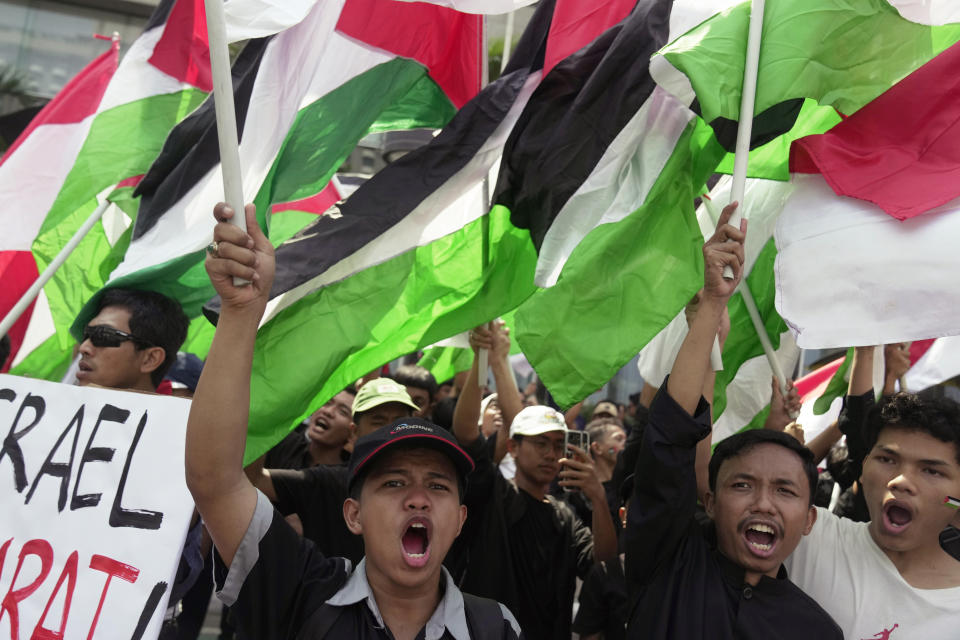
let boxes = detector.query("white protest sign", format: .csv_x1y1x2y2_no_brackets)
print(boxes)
0,374,194,639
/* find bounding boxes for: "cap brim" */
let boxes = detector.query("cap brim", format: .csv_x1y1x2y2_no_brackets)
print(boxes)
510,423,568,438
349,433,475,490
353,397,421,416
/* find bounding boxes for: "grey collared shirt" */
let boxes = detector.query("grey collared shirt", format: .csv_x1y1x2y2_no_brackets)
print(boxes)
214,490,520,639
327,559,519,640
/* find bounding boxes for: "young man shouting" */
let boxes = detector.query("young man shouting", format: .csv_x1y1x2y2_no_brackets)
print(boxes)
624,203,841,639
186,203,520,639
785,346,960,638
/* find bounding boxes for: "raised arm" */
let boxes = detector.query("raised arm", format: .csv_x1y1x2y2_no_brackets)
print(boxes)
452,326,489,449
667,204,744,413
489,322,522,431
185,203,275,566
626,202,745,587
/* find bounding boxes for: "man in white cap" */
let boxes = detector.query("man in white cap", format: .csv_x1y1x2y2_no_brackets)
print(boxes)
450,373,618,639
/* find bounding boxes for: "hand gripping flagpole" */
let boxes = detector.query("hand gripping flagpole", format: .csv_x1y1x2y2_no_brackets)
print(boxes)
204,0,249,286
703,195,796,419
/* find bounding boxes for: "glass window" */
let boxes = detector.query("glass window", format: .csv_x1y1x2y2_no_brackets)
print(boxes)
0,0,146,99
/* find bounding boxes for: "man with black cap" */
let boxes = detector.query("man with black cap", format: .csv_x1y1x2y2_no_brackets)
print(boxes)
186,202,520,639
248,377,422,563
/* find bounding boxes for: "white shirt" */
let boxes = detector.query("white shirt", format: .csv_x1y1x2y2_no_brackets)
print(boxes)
785,507,960,640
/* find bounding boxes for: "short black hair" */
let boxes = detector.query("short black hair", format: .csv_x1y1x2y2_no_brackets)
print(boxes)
709,429,818,506
585,417,624,455
97,288,189,388
390,365,439,401
348,441,466,503
865,393,960,465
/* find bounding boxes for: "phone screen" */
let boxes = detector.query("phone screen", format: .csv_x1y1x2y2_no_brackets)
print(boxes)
562,430,591,492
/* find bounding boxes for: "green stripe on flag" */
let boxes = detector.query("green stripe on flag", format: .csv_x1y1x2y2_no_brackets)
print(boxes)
513,118,725,408
37,90,206,236
814,348,853,415
74,59,457,334
244,205,538,464
255,58,455,217
418,346,475,384
662,0,960,123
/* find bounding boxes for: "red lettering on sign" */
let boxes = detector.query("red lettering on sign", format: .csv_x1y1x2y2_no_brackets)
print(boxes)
0,539,53,639
30,550,78,640
86,555,139,640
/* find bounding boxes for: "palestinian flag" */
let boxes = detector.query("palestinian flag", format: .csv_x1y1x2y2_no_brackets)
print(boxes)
79,0,494,331
207,0,655,463
508,0,960,408
0,37,118,372
6,0,213,380
226,0,563,462
651,0,960,181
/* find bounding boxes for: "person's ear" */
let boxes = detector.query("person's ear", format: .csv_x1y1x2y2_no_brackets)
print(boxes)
506,437,519,456
803,505,818,536
703,490,716,519
343,498,363,535
343,424,358,454
139,346,166,375
456,504,467,536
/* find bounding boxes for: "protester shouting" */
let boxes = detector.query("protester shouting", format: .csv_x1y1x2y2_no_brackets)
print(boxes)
624,202,842,639
785,345,960,638
185,202,521,639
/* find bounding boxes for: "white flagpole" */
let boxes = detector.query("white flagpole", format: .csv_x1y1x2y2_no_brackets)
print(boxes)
204,0,249,286
477,15,490,387
0,200,110,339
722,0,765,280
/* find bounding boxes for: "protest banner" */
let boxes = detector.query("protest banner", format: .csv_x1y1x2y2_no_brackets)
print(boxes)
0,374,193,639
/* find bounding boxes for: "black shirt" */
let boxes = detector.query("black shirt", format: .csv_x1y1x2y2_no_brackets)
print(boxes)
624,388,844,640
265,423,314,470
271,463,365,564
214,492,521,639
445,433,594,640
572,557,627,640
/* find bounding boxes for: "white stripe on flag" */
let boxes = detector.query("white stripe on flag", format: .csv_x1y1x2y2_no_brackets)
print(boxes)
905,336,960,391
535,86,694,287
262,72,542,324
111,0,391,281
0,119,96,250
774,174,960,349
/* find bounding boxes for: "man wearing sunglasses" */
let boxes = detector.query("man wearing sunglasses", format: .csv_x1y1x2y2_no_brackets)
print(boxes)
77,288,189,393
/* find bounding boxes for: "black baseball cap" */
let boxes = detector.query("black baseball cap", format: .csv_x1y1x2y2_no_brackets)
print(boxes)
347,418,475,492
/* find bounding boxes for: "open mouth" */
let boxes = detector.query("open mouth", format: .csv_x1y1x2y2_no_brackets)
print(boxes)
882,501,914,535
401,520,431,568
742,522,779,557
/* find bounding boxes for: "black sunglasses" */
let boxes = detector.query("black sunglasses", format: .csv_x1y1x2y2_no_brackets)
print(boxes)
82,325,154,349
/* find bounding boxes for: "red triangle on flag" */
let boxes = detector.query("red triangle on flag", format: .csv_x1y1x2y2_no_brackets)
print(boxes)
148,0,212,91
790,40,960,220
336,0,482,109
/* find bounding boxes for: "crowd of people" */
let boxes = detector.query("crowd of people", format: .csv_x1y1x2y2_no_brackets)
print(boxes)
55,199,960,638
